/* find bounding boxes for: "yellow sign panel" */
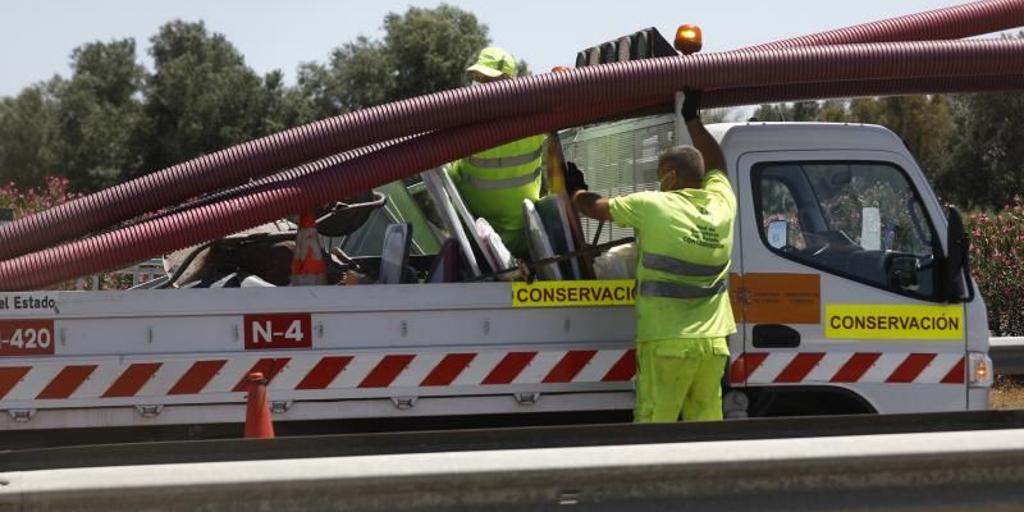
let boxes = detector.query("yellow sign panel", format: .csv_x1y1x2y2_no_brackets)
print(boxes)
512,280,636,308
825,304,964,340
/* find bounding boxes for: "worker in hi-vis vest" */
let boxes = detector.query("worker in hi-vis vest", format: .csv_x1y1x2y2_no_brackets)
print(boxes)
449,47,546,255
572,91,736,422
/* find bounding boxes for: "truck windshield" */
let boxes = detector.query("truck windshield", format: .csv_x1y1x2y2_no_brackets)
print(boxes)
755,161,939,300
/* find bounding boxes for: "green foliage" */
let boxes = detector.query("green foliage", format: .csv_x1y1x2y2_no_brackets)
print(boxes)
298,4,490,118
943,91,1024,210
134,21,293,177
753,100,822,122
753,96,956,201
851,96,955,189
2,2,1018,219
751,103,787,122
296,36,394,116
0,81,62,188
54,39,146,190
0,5,497,190
383,5,489,101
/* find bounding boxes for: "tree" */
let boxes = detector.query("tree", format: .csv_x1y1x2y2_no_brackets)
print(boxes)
944,91,1024,209
893,96,954,189
753,96,956,199
383,5,489,101
817,99,848,122
753,100,822,122
848,97,883,123
752,103,788,122
852,97,955,196
0,80,62,188
296,36,394,117
941,33,1024,208
262,69,314,134
133,20,292,176
299,4,491,119
53,39,147,190
789,101,820,121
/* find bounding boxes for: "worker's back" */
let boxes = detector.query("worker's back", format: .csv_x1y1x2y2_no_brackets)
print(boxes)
609,170,736,342
450,134,546,254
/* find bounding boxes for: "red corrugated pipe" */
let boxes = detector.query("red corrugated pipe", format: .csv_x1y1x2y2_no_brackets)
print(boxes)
2,0,1023,261
0,104,625,289
146,137,410,223
748,0,1024,49
709,74,1024,110
5,70,1024,290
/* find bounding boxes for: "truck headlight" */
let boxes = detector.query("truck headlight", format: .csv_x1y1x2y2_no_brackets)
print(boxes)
969,351,993,388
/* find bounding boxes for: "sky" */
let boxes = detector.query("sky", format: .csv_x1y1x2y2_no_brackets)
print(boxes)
0,0,993,97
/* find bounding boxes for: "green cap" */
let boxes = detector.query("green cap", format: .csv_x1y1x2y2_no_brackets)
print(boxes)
467,47,518,79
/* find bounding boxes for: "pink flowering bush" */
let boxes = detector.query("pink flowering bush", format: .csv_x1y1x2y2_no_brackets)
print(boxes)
0,177,78,217
968,198,1024,336
0,178,131,290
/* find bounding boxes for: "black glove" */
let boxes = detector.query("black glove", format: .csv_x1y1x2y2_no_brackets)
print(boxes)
564,161,589,195
681,89,702,121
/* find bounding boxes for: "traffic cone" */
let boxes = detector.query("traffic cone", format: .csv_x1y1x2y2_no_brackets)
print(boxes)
244,372,275,439
290,211,328,286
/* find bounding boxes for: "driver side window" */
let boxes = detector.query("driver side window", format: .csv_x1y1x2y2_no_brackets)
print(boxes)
754,162,939,300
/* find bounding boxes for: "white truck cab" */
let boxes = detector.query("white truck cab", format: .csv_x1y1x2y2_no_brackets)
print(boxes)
567,118,989,415
0,118,991,439
721,121,987,414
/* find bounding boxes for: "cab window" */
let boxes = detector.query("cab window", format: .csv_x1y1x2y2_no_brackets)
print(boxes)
753,162,939,300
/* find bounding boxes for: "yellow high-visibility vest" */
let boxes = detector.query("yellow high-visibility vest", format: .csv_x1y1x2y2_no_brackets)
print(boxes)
451,134,546,254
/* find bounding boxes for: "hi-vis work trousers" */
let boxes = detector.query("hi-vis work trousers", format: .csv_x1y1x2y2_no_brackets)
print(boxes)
633,337,728,423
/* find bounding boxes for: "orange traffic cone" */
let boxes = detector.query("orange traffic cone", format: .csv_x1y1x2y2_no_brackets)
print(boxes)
244,372,275,439
290,211,328,286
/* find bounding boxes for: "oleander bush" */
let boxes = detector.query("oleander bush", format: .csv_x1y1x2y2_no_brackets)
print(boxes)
967,199,1024,336
0,178,130,290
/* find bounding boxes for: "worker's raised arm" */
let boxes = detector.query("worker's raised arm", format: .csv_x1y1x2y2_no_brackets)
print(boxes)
682,91,727,177
687,119,726,177
573,190,613,222
566,162,613,222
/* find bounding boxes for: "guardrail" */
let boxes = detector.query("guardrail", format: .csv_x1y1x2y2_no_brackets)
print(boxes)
3,427,1024,511
5,409,1022,470
991,336,1024,376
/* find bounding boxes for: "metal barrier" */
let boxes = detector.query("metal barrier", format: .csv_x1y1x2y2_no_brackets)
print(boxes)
991,336,1024,376
2,427,1024,511
6,409,1024,470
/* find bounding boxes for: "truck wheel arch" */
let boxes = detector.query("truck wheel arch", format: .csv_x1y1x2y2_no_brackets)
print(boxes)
741,385,878,417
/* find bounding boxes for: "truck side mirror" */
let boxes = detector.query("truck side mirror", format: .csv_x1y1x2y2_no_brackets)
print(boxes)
943,206,970,303
888,254,918,290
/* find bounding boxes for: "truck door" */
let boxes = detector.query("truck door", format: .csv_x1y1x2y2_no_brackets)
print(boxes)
734,150,967,413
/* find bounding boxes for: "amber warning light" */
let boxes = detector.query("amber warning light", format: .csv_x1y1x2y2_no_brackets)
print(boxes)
675,24,703,55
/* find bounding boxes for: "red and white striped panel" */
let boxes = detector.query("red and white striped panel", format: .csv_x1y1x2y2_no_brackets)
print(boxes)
730,352,966,385
0,349,967,405
0,348,637,405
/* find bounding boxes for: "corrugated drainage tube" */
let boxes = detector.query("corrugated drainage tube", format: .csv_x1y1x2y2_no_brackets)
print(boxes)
6,69,1024,289
2,30,1024,261
146,137,412,224
749,0,1024,49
